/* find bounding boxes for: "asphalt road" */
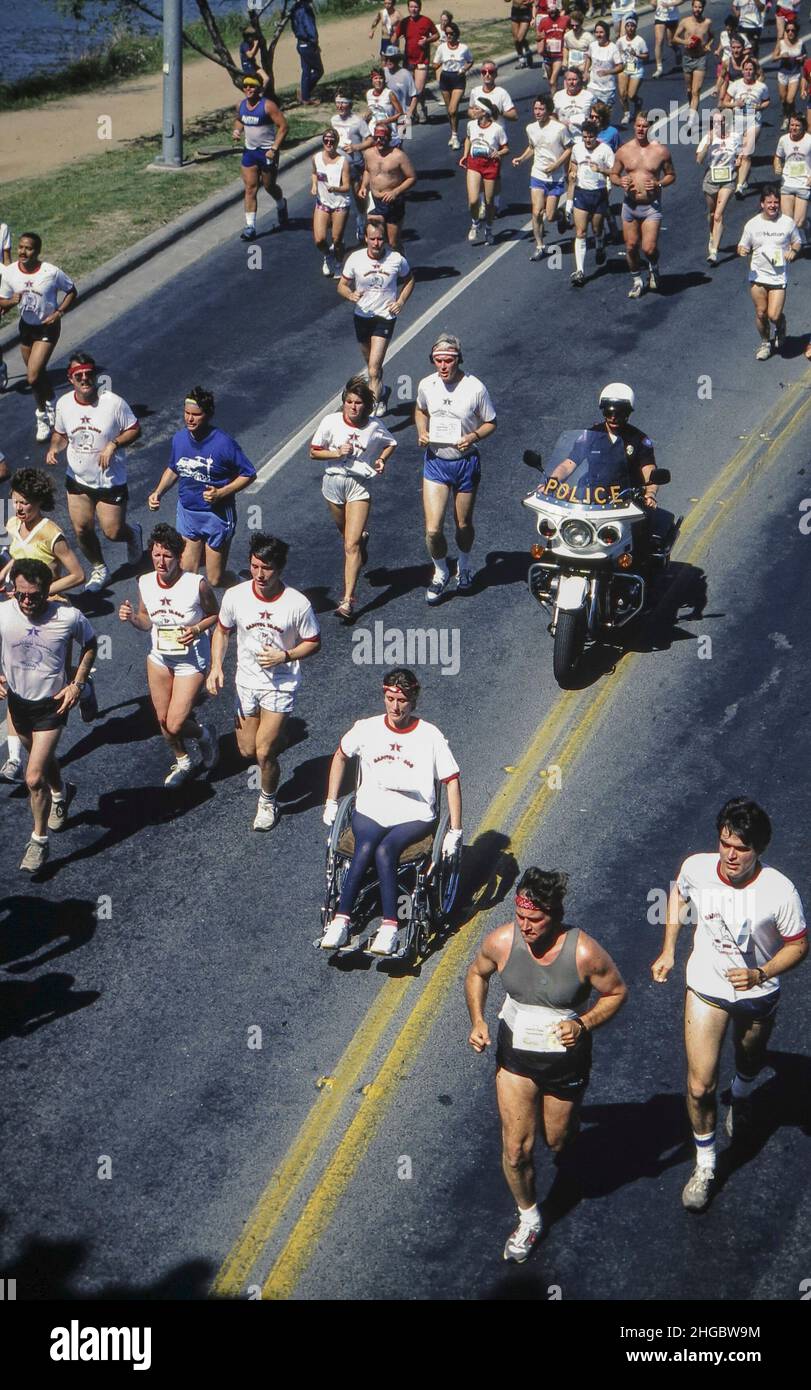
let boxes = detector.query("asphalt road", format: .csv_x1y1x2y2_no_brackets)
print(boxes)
1,4,809,1309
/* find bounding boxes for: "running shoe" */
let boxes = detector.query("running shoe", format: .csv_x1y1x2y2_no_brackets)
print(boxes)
595,242,606,266
628,276,645,299
79,678,99,723
620,112,630,126
35,410,51,443
0,757,24,783
334,598,357,623
755,341,772,360
530,245,547,261
517,55,527,69
322,256,332,277
681,1165,715,1212
368,921,399,955
320,915,350,950
707,244,718,264
240,226,257,241
84,564,109,593
647,263,659,291
126,520,143,566
0,360,8,392
276,198,289,229
653,64,663,78
570,270,585,287
503,1217,542,1263
456,566,474,593
425,572,451,604
47,781,76,832
467,222,479,243
19,838,49,873
197,723,219,771
450,134,460,150
723,1089,755,1141
483,226,494,246
734,182,748,199
253,797,280,831
165,758,193,787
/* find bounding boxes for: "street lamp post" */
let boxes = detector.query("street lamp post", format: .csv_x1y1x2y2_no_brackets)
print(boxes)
157,0,184,168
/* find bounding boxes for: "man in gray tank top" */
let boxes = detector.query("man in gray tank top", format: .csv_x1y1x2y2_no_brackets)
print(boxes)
465,866,627,1263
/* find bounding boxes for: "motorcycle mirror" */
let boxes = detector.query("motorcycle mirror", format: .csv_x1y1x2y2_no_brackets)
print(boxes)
650,468,670,485
523,450,543,470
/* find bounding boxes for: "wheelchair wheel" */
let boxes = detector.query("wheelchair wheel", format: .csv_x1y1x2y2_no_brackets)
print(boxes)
429,813,461,926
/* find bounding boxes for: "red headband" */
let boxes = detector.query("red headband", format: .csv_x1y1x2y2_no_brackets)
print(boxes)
69,362,95,373
515,893,541,911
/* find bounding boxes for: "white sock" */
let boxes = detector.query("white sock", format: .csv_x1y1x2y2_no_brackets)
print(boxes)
259,790,277,804
51,788,64,804
176,754,192,768
575,237,586,273
731,1072,758,1100
693,1130,716,1171
518,1203,541,1229
245,211,256,229
7,735,23,761
432,558,449,580
32,832,48,844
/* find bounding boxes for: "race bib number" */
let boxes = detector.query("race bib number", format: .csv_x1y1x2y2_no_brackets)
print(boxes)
156,626,187,655
770,247,785,268
785,159,807,180
508,1003,568,1053
710,165,733,183
429,414,462,446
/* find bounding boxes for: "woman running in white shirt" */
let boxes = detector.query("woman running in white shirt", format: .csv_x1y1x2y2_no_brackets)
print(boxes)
697,107,742,262
311,130,351,278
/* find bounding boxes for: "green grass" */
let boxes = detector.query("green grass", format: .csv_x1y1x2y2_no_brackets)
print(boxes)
0,16,515,291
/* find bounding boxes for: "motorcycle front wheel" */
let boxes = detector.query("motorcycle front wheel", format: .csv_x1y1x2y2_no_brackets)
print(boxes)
552,607,586,686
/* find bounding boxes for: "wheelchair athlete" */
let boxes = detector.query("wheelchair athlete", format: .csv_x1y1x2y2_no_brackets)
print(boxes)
321,667,462,955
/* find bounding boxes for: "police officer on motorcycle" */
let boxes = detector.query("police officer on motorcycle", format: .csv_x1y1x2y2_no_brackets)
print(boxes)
593,382,675,568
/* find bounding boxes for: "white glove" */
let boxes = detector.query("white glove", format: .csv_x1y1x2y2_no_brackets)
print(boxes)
323,799,339,827
442,828,462,857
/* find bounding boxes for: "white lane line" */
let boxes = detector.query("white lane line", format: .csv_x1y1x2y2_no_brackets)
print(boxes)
247,225,531,491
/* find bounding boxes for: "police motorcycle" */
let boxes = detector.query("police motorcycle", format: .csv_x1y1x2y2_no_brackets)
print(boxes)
522,386,679,686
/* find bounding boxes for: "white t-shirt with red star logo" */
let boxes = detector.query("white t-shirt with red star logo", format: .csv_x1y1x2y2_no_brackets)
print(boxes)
217,580,320,693
340,714,459,826
54,390,139,488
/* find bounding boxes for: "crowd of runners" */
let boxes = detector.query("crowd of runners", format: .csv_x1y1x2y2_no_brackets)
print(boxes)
0,0,808,1266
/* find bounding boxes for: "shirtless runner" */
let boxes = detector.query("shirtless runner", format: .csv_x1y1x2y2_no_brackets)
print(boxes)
610,111,676,297
359,123,418,251
673,0,714,122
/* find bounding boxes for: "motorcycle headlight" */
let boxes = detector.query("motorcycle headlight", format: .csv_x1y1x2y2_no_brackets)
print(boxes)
597,524,620,545
560,519,594,549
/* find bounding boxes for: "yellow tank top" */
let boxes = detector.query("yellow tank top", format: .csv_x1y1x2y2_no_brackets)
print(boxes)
6,515,63,575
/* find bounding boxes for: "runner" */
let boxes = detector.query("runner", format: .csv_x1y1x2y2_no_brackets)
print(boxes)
466,867,627,1261
536,2,571,92
321,668,462,955
365,65,405,137
0,233,77,443
338,217,415,410
611,111,677,297
370,0,402,56
734,0,765,57
765,20,806,129
653,0,682,78
148,387,257,588
206,533,321,832
331,93,373,243
804,49,811,136
0,216,10,393
46,351,143,594
722,56,770,197
118,523,220,786
697,107,742,262
589,99,622,240
563,10,591,78
0,558,97,872
651,798,807,1212
553,67,594,138
461,100,510,244
358,122,417,252
673,0,714,123
505,0,535,69
775,0,800,43
383,45,419,136
617,15,649,126
0,469,85,785
433,22,474,149
719,33,751,103
774,112,811,241
468,62,518,123
610,0,636,42
309,376,397,620
737,183,801,358
567,119,616,284
584,20,623,111
512,96,572,260
311,130,351,278
232,75,289,242
414,332,497,602
394,0,440,123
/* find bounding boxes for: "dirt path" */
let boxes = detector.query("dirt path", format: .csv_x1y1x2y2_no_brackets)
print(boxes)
1,2,507,181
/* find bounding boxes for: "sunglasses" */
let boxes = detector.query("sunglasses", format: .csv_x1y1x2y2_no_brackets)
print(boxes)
14,590,43,602
70,369,95,380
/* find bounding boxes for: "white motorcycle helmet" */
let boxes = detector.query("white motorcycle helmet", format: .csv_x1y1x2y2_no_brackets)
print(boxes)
599,382,635,417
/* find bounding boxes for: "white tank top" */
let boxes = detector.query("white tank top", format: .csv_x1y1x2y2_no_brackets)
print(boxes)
138,571,205,657
314,151,350,208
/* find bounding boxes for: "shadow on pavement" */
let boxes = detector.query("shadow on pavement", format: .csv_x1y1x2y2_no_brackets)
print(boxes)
0,896,98,975
0,1227,215,1298
0,974,100,1043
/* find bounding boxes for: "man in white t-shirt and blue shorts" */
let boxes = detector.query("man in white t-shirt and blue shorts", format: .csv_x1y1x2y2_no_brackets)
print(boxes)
652,797,808,1212
414,333,497,603
207,533,321,832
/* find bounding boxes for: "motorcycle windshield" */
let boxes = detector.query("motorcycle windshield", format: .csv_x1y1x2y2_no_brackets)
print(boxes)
534,428,634,509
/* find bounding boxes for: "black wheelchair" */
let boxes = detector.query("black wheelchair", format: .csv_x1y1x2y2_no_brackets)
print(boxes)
318,782,462,962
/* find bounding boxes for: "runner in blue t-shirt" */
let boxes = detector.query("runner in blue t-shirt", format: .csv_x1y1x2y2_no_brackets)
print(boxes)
148,386,257,587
